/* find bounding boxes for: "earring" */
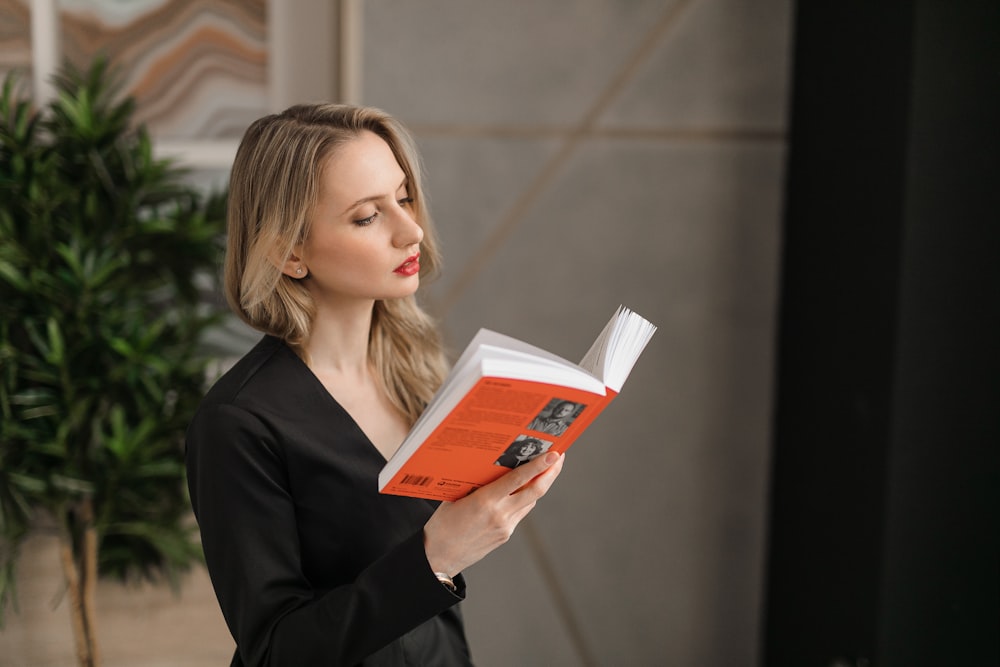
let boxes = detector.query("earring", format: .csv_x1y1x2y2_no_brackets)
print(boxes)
295,268,303,275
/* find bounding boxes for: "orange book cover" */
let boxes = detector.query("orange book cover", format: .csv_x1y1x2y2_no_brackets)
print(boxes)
379,306,656,501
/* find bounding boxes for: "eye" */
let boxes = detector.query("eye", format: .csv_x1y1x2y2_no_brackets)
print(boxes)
398,196,414,208
354,211,378,226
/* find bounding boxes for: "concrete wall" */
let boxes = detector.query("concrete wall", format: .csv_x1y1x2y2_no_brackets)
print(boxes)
0,1,792,664
371,2,791,664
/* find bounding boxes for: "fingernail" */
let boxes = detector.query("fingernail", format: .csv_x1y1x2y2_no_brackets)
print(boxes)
544,452,559,465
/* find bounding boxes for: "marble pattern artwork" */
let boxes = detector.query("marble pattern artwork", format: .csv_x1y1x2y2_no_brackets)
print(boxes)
0,0,31,84
58,0,268,139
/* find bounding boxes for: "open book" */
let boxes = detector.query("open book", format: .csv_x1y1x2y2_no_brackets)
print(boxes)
379,306,657,501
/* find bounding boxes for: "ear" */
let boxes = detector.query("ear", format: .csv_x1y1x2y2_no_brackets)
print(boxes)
269,245,308,279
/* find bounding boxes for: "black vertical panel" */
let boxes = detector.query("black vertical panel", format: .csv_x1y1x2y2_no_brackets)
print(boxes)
763,2,914,665
877,1,1000,665
764,1,1000,666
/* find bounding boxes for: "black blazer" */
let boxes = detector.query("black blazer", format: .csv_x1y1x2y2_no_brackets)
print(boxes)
186,336,472,666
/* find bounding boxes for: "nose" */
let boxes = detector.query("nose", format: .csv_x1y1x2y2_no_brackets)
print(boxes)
391,203,424,248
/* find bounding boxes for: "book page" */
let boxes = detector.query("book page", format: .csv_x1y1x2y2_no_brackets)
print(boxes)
579,306,658,392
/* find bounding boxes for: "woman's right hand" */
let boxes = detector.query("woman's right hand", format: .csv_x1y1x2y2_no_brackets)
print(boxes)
422,451,565,577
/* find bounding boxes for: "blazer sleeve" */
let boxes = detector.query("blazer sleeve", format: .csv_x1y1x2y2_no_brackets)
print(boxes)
186,402,465,666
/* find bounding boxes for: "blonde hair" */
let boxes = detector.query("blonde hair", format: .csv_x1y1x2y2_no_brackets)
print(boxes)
225,103,447,423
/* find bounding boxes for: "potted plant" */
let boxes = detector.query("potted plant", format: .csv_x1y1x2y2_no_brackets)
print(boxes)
0,58,227,666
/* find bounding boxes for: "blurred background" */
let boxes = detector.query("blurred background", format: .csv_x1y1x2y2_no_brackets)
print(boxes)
0,1,996,666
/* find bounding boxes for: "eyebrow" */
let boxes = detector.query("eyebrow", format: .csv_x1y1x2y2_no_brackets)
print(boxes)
340,177,409,216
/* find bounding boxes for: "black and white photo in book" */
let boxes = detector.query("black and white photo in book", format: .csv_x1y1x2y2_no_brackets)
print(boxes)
494,435,554,469
527,398,586,436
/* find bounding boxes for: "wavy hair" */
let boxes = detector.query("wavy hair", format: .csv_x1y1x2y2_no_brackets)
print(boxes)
224,103,447,423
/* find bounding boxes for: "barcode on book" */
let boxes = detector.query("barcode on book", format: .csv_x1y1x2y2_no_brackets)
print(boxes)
400,474,433,487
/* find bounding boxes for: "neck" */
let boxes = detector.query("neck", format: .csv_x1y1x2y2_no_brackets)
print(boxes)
302,299,375,375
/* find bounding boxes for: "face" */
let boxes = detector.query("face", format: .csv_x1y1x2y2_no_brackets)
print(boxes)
519,441,540,457
553,402,576,418
290,130,424,305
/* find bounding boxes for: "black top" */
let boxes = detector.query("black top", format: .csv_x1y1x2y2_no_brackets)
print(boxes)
186,336,473,666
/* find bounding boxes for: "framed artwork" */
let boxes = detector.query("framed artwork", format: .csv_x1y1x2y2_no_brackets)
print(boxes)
3,0,271,168
2,1,353,168
58,0,268,142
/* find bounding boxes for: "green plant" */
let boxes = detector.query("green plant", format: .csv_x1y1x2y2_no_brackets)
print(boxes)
0,58,226,666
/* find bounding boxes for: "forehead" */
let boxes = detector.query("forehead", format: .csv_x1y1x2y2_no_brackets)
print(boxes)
318,130,406,202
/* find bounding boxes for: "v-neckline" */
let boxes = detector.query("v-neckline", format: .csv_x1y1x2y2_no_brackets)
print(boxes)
278,339,393,464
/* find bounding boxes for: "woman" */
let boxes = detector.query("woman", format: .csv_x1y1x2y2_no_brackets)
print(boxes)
185,104,565,666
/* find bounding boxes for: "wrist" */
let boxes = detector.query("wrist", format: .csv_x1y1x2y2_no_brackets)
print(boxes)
423,528,458,578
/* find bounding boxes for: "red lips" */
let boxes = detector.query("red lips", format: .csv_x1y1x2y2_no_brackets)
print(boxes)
394,254,420,276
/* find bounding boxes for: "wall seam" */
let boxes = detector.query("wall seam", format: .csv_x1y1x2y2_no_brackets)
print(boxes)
435,0,699,315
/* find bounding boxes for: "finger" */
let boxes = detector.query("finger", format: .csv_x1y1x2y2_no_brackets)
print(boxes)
514,452,564,499
526,452,564,494
494,451,563,497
